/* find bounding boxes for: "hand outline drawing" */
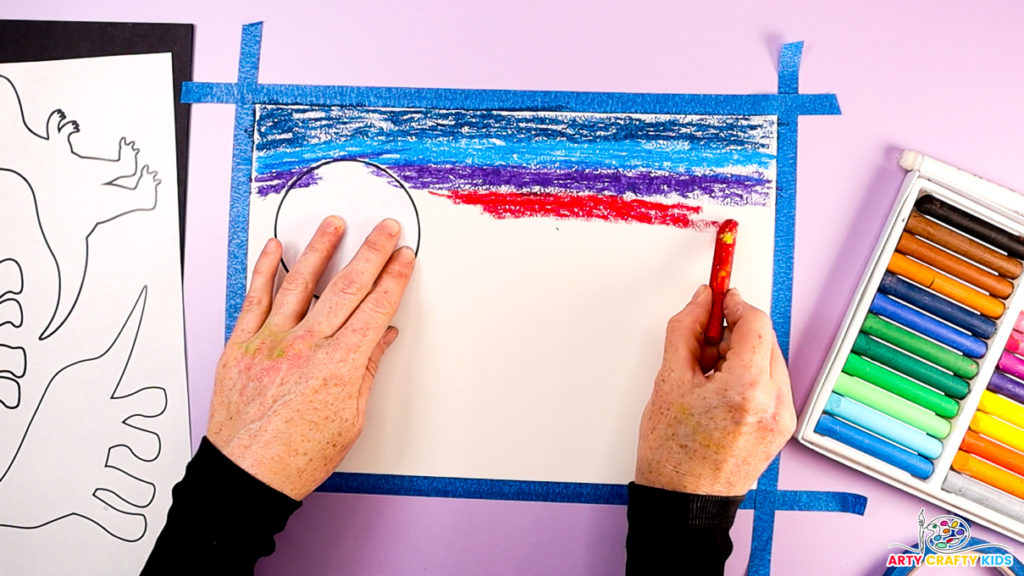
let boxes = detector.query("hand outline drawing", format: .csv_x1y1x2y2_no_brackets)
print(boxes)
0,75,159,340
0,288,166,542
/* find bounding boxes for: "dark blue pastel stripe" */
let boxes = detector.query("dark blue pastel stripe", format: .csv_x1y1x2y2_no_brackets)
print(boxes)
255,105,776,151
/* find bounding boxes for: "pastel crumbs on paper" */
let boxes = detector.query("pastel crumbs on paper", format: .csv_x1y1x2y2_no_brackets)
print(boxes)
705,219,738,345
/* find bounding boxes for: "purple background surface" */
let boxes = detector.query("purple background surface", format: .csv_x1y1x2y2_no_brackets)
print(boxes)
5,1,1024,573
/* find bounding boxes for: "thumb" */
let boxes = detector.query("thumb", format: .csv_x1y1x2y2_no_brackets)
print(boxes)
661,285,715,378
719,289,774,369
359,326,399,411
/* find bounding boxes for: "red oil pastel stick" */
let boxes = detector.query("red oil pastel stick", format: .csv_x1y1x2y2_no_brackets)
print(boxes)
706,219,739,345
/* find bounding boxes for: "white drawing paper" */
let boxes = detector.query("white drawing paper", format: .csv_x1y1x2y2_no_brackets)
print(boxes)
248,105,776,485
0,54,190,575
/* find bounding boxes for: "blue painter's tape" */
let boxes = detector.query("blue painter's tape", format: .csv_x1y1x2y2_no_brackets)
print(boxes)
882,537,1024,575
237,22,262,89
749,455,781,576
778,41,804,94
183,82,840,117
767,490,866,514
317,470,869,512
747,41,807,576
880,272,996,338
180,82,236,104
318,472,629,504
224,22,264,342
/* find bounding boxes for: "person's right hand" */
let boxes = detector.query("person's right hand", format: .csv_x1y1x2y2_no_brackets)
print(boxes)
635,286,796,496
207,216,415,500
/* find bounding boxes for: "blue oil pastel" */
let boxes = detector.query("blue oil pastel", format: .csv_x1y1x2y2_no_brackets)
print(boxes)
824,393,943,458
869,293,987,358
878,272,996,338
815,414,934,479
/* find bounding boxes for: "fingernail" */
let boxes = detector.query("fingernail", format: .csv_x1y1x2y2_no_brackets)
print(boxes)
380,218,401,236
394,246,416,262
324,215,344,232
383,326,399,346
691,284,708,301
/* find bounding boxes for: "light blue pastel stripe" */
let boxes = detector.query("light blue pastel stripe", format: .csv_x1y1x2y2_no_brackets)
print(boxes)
825,393,943,459
254,138,775,176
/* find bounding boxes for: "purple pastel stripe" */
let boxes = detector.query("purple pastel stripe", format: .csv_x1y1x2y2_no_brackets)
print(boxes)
254,169,321,197
387,165,771,207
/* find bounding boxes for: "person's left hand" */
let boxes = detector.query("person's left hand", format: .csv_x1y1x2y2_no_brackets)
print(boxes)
207,216,415,500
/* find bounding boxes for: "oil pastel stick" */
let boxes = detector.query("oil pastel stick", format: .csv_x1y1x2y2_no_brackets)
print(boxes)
851,333,969,399
970,411,1024,454
961,429,1024,477
869,293,987,358
1007,331,1024,356
887,253,1005,318
943,471,1024,524
834,373,951,438
896,232,1015,298
705,219,737,345
953,450,1024,500
905,213,1023,278
815,414,933,479
978,390,1024,430
860,314,979,379
917,195,1024,260
988,371,1024,406
999,351,1024,382
842,354,959,417
878,272,996,338
825,393,943,458
1016,312,1024,333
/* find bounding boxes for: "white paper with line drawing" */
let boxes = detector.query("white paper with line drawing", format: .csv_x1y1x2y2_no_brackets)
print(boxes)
0,54,189,575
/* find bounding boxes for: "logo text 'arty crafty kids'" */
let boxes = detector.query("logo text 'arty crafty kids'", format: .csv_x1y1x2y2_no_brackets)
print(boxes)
887,509,1013,568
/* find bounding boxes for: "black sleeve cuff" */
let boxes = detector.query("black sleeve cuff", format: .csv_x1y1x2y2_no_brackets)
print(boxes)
142,437,303,576
625,482,743,575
